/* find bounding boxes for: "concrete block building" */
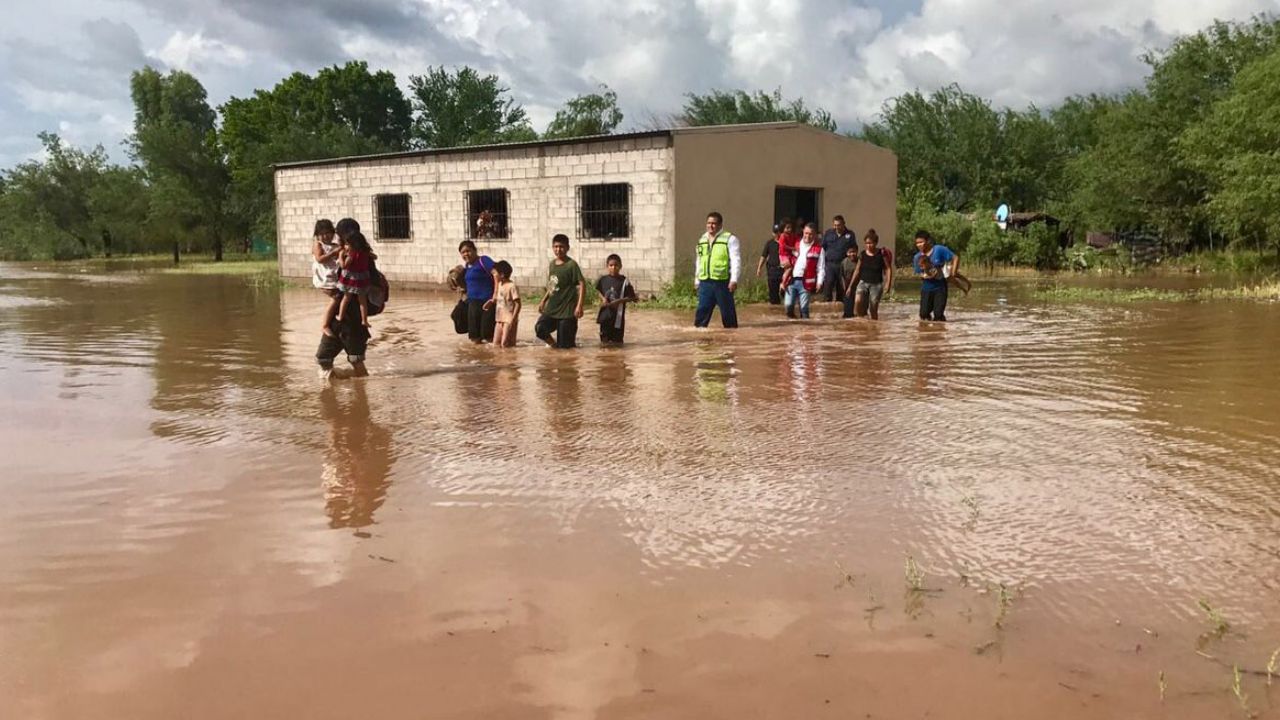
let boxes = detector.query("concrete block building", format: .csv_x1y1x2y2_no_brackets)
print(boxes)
274,122,897,293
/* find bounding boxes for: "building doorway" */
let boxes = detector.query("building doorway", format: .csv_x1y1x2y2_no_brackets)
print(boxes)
774,187,822,229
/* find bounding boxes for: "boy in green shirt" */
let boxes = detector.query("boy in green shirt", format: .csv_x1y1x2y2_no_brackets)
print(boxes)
535,234,586,349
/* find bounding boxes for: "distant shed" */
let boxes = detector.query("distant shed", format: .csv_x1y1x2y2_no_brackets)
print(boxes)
273,122,897,292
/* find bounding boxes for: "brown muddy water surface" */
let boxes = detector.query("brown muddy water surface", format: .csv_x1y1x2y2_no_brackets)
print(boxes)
2,263,1278,719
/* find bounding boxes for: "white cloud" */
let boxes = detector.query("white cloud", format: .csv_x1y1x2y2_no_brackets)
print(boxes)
1,0,1278,167
152,30,249,72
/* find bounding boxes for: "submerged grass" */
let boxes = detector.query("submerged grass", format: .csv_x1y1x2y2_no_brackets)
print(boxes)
1198,599,1231,636
1033,279,1280,304
160,259,279,276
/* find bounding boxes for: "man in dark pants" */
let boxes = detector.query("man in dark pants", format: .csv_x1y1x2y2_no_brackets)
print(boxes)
755,224,783,305
316,306,370,380
912,229,958,321
820,215,855,303
693,211,741,328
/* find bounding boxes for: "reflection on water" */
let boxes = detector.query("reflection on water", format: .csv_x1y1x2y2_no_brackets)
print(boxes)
320,383,393,530
2,263,1279,719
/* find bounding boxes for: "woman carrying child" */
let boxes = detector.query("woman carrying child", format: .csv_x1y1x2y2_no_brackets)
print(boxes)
489,260,521,347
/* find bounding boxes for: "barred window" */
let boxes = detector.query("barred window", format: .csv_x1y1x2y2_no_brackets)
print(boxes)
374,193,412,241
467,189,510,240
577,183,630,240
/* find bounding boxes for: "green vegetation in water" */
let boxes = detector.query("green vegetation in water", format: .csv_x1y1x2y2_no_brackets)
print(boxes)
993,583,1013,630
1034,280,1280,304
160,259,279,275
904,554,925,592
1231,664,1252,717
644,278,770,310
1198,599,1231,637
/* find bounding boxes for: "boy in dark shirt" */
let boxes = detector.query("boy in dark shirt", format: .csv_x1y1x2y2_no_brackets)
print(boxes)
595,253,638,344
840,245,859,318
755,224,783,304
535,234,586,348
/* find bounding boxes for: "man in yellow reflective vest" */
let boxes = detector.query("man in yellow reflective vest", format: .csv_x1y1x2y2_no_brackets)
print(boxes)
693,211,742,328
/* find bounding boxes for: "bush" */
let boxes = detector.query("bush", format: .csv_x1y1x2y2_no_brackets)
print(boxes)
1012,223,1064,269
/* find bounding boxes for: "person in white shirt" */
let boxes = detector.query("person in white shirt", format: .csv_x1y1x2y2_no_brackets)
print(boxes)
780,222,826,319
693,211,742,328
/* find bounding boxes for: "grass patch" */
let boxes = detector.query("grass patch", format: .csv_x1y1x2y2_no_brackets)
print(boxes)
643,277,785,310
160,259,279,275
1033,279,1280,304
1033,286,1187,303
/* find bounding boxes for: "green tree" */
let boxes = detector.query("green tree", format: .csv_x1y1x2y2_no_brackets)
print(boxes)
861,85,1004,212
220,61,412,239
1064,17,1280,247
408,66,536,148
544,85,623,139
680,88,836,132
129,66,237,260
1180,44,1280,258
0,134,152,260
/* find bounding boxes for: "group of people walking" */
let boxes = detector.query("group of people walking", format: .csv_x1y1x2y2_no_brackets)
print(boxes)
310,210,966,376
446,234,639,350
753,214,896,321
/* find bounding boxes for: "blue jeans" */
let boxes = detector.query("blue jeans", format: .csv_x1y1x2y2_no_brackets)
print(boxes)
783,279,811,318
694,280,738,328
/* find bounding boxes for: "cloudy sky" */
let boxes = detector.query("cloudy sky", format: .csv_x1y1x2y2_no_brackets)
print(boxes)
1,0,1277,167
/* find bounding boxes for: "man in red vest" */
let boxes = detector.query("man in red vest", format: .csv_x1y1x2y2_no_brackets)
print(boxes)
780,223,826,319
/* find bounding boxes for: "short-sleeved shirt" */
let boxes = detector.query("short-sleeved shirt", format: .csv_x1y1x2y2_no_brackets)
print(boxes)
761,239,781,271
464,256,496,300
841,256,858,285
596,274,637,326
913,244,956,291
496,281,520,323
543,258,585,319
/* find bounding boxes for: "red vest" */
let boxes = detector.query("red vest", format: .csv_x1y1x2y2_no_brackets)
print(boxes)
799,243,822,291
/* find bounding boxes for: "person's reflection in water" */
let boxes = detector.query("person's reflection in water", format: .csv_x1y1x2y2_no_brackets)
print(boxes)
319,382,393,532
693,344,738,405
908,321,952,396
536,354,584,460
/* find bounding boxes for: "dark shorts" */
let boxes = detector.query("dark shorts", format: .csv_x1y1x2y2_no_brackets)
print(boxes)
535,314,578,349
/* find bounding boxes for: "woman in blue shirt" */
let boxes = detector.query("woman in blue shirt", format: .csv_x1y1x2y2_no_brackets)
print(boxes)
458,240,497,342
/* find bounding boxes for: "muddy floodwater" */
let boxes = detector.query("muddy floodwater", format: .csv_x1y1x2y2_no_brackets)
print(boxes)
2,263,1278,720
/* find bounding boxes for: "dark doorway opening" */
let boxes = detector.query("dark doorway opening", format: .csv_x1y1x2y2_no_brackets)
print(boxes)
774,187,821,229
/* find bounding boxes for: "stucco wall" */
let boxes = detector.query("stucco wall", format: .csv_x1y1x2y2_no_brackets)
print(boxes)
671,125,898,281
275,136,675,293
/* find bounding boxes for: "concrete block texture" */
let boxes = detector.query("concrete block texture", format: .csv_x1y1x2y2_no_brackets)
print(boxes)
276,142,678,293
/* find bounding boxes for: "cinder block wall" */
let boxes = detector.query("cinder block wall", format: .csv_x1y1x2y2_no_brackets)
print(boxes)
275,136,676,294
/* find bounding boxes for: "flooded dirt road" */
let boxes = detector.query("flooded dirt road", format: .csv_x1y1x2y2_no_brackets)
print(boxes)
2,264,1278,719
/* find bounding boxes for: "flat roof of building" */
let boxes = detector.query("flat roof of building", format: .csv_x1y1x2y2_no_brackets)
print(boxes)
272,121,813,170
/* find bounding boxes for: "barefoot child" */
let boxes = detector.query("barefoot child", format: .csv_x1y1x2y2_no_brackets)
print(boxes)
535,234,585,349
595,253,638,344
313,219,342,331
489,260,521,347
336,231,375,327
